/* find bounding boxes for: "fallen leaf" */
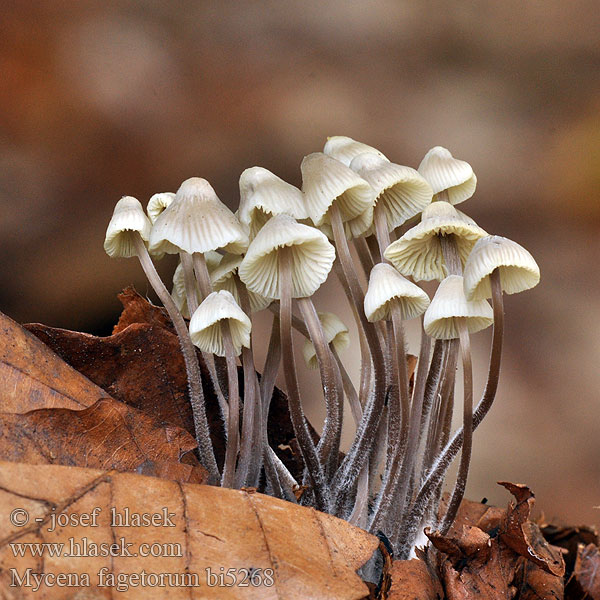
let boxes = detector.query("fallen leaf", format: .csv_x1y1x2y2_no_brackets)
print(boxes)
112,285,174,334
514,556,564,600
498,482,565,578
541,522,598,574
571,543,600,599
0,461,379,598
0,310,109,413
387,558,443,599
0,397,206,484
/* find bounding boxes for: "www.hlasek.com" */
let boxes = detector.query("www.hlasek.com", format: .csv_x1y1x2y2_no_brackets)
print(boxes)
7,506,274,592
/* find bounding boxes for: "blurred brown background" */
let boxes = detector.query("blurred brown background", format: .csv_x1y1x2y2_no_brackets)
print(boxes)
1,1,599,525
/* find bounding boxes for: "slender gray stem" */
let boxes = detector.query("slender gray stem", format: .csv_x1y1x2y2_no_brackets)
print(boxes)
439,319,473,534
220,321,240,488
279,247,330,511
328,203,387,515
180,252,199,314
133,235,219,482
297,297,343,478
332,347,362,426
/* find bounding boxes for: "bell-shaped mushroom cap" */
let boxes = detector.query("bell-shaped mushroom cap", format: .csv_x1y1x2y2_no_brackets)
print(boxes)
149,177,249,256
189,290,251,357
301,152,374,231
350,153,433,232
238,167,307,239
147,192,175,224
302,312,350,369
424,275,493,339
463,235,540,301
364,263,431,322
418,146,477,205
383,201,487,281
323,135,388,167
104,196,152,258
239,213,336,299
210,253,272,312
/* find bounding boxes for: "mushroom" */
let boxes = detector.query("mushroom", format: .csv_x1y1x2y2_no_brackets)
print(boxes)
384,201,487,281
146,192,175,224
189,290,251,487
418,146,477,205
104,196,219,482
350,152,433,259
323,135,388,167
239,213,335,510
238,167,307,240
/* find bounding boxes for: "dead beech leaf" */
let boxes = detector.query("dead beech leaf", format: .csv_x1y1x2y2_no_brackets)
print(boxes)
514,556,564,600
387,558,443,599
113,285,174,334
572,543,600,599
0,397,206,484
0,461,378,599
499,482,565,578
0,310,109,413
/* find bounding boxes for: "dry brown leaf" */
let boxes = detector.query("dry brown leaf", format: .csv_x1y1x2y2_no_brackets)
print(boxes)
514,556,564,600
498,482,565,578
0,461,378,598
387,558,443,599
113,285,174,334
572,543,600,599
0,397,207,484
0,310,109,413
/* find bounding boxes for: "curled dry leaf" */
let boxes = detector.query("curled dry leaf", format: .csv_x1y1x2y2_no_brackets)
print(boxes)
498,482,565,578
513,557,564,600
0,461,379,598
0,310,109,413
0,397,207,484
387,558,443,600
25,288,304,479
570,543,600,600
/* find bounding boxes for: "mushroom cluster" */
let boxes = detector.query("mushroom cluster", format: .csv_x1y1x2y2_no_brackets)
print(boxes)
104,137,540,558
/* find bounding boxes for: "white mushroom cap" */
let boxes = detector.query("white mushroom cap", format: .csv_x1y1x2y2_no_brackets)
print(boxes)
463,235,540,300
424,275,493,339
189,290,251,357
147,192,175,224
210,253,272,312
149,177,249,256
323,135,388,167
104,196,152,258
418,146,477,205
350,153,433,232
364,263,431,322
301,152,374,235
383,201,487,281
238,167,307,239
239,213,336,299
302,312,350,369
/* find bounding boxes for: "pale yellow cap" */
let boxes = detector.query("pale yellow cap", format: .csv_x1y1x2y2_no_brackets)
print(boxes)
463,235,540,300
104,196,152,258
364,263,430,322
323,135,388,167
147,192,175,224
424,275,493,339
418,146,477,205
149,177,249,256
189,290,251,357
384,201,487,281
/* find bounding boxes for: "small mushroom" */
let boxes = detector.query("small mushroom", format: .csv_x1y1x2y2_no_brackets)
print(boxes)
302,312,349,370
418,146,477,205
104,196,218,482
238,167,307,239
323,135,388,167
146,192,175,224
384,201,487,281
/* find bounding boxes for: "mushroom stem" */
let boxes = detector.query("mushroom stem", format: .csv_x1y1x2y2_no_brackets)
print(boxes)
180,252,200,313
192,252,213,300
353,236,375,279
348,464,369,528
234,278,263,488
328,203,387,515
279,246,330,511
331,347,362,427
297,297,344,478
220,320,240,488
397,269,504,558
439,319,473,534
132,235,219,482
373,202,391,262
